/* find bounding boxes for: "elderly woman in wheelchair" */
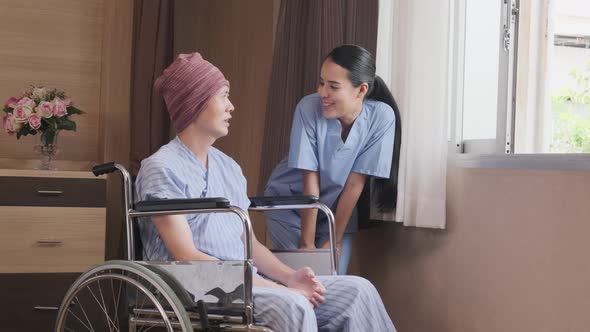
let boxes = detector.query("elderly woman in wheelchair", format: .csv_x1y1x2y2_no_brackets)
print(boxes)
56,52,395,332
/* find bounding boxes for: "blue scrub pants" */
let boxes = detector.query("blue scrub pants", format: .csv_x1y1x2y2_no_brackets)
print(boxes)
337,233,354,275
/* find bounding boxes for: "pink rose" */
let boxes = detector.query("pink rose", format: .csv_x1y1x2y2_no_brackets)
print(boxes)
28,113,42,130
3,96,20,109
3,114,21,134
52,98,67,117
62,97,72,107
16,97,35,109
36,101,53,118
13,105,33,123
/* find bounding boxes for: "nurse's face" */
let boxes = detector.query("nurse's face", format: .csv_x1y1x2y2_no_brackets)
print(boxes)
318,59,365,123
195,86,234,139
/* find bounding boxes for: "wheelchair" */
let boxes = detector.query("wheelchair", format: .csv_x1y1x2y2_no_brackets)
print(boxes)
54,162,338,331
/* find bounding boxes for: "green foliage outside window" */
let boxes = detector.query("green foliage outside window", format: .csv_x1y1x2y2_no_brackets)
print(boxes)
551,60,590,153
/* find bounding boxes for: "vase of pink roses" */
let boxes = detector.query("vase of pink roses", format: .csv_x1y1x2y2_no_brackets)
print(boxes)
2,86,84,170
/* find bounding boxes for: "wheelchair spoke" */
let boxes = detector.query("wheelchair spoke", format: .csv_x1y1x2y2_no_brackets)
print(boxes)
74,295,95,332
96,278,116,332
110,271,123,329
67,307,95,332
139,322,159,332
86,283,120,331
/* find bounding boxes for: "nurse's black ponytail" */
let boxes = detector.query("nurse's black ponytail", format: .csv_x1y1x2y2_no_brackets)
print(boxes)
326,45,402,211
366,75,401,211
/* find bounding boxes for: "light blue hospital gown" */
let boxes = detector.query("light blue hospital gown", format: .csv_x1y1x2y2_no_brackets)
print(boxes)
264,93,395,248
135,137,396,332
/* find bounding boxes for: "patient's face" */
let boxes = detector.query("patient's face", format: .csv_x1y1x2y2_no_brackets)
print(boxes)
196,86,234,139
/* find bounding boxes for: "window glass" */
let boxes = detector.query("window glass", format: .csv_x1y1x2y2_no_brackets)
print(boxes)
462,0,502,140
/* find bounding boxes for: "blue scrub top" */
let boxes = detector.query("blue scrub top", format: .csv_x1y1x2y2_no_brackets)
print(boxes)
264,93,395,230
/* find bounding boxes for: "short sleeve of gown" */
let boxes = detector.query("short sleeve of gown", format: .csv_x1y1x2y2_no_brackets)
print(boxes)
135,159,186,202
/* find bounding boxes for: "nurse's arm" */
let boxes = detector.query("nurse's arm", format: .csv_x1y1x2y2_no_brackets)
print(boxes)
152,215,217,261
327,172,367,246
300,170,320,248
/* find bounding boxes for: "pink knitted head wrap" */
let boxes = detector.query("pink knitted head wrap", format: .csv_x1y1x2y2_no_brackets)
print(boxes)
154,52,229,133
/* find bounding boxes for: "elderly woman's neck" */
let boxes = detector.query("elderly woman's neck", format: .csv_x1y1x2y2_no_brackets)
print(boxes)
178,130,214,168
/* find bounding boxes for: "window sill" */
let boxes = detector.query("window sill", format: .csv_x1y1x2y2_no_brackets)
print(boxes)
448,153,590,171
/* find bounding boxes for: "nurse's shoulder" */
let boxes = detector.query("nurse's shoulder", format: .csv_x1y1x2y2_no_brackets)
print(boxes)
365,99,395,127
295,93,323,119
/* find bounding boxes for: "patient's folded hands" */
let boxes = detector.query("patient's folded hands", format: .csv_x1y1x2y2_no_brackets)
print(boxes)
285,266,326,308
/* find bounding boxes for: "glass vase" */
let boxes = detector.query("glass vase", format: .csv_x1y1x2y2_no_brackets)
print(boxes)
34,130,60,170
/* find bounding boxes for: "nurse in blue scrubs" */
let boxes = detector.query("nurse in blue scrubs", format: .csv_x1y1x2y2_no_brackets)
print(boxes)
264,44,401,275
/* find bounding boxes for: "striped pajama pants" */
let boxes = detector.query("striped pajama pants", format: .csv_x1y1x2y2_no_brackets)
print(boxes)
253,275,396,332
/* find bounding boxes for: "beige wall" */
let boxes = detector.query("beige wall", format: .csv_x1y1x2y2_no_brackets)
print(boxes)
350,167,590,332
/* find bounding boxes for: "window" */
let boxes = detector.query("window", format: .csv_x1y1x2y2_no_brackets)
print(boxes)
453,0,590,154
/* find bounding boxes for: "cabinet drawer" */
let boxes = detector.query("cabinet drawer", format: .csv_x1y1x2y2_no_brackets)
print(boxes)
0,176,105,207
0,207,106,273
0,273,79,332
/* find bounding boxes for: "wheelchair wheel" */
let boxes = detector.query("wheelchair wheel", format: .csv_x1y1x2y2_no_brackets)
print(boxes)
55,260,193,332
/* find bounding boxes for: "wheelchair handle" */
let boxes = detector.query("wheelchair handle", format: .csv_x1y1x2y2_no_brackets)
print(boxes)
92,162,117,176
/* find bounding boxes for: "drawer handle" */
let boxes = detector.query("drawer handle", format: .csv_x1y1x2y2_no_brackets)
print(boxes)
34,300,76,311
34,306,59,311
37,190,64,196
37,239,63,245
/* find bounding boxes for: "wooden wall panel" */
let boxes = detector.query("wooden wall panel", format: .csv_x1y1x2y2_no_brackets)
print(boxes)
0,0,104,163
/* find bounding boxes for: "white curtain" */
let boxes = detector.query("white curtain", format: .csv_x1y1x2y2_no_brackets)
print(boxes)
371,0,450,228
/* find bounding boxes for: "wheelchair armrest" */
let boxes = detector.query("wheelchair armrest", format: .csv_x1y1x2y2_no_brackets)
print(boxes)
248,195,318,208
135,197,230,212
92,162,117,176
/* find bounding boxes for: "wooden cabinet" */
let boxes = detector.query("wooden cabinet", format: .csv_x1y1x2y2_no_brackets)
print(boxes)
0,169,106,332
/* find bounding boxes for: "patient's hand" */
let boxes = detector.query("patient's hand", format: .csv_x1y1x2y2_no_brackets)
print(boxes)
285,267,326,308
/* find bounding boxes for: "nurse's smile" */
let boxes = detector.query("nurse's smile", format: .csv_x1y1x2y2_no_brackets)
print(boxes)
322,100,335,111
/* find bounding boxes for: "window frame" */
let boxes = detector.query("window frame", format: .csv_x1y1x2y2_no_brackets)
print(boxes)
449,0,590,168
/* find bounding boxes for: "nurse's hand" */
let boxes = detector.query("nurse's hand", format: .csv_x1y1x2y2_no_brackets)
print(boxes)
285,267,326,308
299,243,316,250
320,240,342,257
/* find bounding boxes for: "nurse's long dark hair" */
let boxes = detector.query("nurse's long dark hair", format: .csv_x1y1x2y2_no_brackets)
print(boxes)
326,44,402,211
